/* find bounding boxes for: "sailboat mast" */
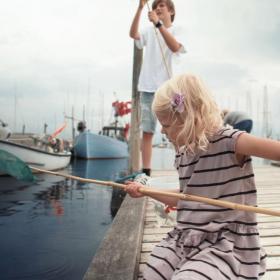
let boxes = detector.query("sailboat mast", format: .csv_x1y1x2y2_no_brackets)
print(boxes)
262,85,271,138
14,90,17,132
72,106,75,140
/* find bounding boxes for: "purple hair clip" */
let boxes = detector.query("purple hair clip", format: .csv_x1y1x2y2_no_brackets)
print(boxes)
171,92,185,113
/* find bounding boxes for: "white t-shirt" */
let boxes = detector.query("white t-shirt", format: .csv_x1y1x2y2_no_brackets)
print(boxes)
135,25,186,93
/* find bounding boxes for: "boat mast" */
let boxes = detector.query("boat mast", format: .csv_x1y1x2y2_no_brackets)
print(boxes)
72,106,75,140
86,77,90,128
246,90,252,117
83,104,86,122
262,85,272,138
14,90,17,132
100,90,104,129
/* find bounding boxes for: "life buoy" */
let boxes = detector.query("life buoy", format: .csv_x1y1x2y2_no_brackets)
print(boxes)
112,101,132,117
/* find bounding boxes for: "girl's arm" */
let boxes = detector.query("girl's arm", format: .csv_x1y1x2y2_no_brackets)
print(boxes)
236,133,280,161
125,181,179,207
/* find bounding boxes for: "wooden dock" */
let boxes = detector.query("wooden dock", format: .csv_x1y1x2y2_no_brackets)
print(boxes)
84,165,280,279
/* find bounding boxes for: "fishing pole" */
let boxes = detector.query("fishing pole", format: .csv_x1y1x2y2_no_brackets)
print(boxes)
31,166,280,217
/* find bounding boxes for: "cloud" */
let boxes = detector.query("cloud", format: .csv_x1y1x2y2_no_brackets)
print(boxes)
0,0,279,134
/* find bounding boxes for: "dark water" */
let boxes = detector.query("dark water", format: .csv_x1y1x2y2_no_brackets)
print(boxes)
0,158,128,280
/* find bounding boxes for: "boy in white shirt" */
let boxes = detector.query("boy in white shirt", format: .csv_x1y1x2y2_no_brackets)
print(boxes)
129,0,186,176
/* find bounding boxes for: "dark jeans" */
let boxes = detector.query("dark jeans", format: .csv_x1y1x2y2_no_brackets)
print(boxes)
234,120,253,133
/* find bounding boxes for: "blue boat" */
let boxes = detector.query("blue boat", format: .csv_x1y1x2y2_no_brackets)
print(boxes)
73,100,131,159
73,123,129,159
71,158,128,180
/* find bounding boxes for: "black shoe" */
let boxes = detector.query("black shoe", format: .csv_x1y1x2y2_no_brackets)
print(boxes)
142,168,151,176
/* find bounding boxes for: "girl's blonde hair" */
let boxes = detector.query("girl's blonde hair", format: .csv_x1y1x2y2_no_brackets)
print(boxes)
152,74,223,153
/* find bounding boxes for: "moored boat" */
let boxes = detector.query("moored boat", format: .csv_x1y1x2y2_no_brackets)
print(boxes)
73,100,131,159
73,128,128,159
0,139,71,171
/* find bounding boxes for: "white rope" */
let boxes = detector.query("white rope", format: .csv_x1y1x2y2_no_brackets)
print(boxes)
146,1,172,79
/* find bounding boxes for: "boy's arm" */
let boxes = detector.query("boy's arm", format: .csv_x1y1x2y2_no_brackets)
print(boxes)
158,26,182,52
236,133,280,161
149,10,182,53
129,0,147,40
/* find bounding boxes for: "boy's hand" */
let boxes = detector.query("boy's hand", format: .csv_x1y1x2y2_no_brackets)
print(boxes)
125,181,144,198
139,0,148,9
148,10,159,25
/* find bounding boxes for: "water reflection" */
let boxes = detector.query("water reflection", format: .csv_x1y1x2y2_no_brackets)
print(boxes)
71,158,128,180
0,158,128,280
32,180,69,218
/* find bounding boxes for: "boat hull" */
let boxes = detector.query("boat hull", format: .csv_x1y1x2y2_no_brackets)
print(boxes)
72,158,128,180
0,140,71,171
73,131,128,159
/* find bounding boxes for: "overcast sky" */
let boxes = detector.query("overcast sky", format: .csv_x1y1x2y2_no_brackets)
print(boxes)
0,0,280,136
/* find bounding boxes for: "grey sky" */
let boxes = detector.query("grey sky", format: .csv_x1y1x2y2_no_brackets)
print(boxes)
0,0,279,136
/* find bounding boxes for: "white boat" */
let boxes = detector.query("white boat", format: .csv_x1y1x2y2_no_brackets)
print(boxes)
0,139,71,171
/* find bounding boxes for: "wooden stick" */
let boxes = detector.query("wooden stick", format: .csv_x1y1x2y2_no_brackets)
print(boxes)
31,167,280,217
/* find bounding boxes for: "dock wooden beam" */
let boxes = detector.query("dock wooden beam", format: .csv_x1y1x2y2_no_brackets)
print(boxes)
83,195,146,280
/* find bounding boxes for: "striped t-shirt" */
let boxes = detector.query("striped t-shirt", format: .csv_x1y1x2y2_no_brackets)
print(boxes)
143,128,266,280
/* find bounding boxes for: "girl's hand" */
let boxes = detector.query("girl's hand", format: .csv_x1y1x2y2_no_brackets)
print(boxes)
139,0,148,9
125,181,144,198
148,10,159,25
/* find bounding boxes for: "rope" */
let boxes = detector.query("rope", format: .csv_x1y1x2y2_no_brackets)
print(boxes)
146,1,172,79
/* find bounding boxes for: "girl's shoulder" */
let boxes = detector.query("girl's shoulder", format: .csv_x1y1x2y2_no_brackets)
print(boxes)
210,128,246,151
214,127,244,138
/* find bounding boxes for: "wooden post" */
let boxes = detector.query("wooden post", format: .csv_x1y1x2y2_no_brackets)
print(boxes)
129,43,143,173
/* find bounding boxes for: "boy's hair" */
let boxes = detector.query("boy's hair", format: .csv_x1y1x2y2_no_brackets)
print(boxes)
152,0,175,22
152,74,223,154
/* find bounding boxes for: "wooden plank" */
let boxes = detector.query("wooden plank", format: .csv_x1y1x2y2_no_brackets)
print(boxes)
258,216,280,223
263,271,280,280
84,196,146,280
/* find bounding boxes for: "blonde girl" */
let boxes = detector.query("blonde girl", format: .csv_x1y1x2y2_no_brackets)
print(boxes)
126,73,280,279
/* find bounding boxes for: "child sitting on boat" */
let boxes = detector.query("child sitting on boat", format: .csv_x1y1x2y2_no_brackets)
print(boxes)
125,73,280,279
